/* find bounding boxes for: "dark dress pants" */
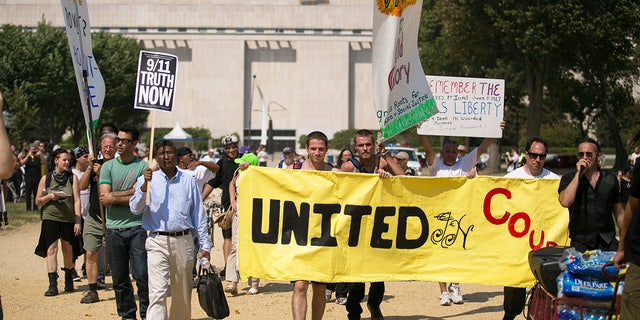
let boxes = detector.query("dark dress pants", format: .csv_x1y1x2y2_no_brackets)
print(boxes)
346,282,384,320
502,286,526,320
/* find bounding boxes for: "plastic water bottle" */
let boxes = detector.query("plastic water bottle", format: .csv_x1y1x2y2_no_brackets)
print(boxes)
199,257,210,270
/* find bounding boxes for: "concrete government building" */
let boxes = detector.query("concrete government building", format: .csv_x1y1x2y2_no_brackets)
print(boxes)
2,0,379,151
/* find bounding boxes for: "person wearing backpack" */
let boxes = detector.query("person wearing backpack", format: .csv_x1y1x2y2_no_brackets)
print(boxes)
34,148,82,296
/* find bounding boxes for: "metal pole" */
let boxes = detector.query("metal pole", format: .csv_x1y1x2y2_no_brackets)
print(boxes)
248,74,256,148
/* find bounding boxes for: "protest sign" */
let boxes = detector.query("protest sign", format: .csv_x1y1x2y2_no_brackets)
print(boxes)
134,51,178,112
373,0,438,140
237,167,569,288
418,75,505,138
60,0,105,148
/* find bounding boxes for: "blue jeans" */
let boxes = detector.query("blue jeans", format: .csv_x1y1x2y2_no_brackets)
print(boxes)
106,226,149,319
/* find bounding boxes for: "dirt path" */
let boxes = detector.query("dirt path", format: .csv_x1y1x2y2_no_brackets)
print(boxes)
0,222,511,319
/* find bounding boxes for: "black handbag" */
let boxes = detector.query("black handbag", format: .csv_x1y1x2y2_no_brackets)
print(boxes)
197,266,230,319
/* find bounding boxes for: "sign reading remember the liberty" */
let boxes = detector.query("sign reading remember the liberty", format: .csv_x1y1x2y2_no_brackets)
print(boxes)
418,75,505,138
373,0,438,140
134,51,178,112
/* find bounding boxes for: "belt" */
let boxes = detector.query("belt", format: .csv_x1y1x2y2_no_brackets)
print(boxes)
113,226,142,232
153,229,190,237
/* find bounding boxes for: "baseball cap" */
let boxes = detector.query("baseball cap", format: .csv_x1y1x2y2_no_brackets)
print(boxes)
176,147,193,157
395,151,409,160
74,147,89,158
234,152,258,166
283,147,294,154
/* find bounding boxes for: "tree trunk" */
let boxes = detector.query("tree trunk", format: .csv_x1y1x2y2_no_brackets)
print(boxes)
524,56,545,140
601,83,626,171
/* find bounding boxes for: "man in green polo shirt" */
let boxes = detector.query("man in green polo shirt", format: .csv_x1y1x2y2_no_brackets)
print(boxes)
98,124,148,320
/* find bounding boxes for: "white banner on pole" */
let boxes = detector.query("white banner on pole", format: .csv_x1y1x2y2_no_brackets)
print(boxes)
373,0,438,140
418,75,505,138
60,0,105,133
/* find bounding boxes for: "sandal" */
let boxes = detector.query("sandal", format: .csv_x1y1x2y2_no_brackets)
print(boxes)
246,287,259,295
224,284,237,295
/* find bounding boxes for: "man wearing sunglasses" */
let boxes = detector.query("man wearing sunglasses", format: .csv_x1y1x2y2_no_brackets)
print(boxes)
558,137,624,252
502,137,559,320
99,124,149,320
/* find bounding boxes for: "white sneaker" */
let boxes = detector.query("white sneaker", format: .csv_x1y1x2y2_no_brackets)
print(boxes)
448,283,464,304
439,292,451,306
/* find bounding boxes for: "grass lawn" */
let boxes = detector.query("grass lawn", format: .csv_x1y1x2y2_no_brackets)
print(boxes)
1,201,42,230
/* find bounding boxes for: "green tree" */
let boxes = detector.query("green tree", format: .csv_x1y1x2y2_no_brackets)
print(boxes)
90,31,147,143
548,1,640,169
0,21,146,146
419,1,640,171
0,22,77,144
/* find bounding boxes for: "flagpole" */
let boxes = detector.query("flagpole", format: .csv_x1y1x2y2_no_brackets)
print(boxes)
146,110,156,205
73,0,96,155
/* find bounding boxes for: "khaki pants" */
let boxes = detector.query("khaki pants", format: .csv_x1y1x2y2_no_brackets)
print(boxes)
621,262,640,319
145,232,194,320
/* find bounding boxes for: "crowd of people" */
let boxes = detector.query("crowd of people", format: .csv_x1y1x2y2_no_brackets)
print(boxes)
2,109,640,319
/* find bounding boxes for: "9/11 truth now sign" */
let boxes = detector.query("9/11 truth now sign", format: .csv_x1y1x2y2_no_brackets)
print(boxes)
134,50,178,112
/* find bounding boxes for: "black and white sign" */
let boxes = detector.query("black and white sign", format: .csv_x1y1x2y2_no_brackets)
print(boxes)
134,50,178,112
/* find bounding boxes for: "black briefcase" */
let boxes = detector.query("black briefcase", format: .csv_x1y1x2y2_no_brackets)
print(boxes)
197,266,230,319
528,246,569,296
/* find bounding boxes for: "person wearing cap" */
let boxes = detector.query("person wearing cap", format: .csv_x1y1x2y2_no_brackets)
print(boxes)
176,147,219,193
277,147,298,168
71,147,91,282
203,134,241,279
419,121,505,306
393,151,416,176
176,146,219,285
130,139,211,319
456,145,468,159
239,145,251,155
224,152,260,295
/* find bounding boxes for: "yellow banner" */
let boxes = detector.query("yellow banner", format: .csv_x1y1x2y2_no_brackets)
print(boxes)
237,167,569,287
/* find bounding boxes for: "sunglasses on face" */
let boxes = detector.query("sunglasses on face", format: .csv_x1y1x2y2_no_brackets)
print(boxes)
578,151,595,158
115,137,133,144
527,151,547,160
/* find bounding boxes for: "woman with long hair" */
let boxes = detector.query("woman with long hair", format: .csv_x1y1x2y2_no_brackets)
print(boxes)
34,148,81,296
336,148,353,168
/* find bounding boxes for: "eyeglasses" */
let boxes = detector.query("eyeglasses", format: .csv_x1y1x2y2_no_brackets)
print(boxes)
527,151,547,160
578,151,595,158
115,137,132,144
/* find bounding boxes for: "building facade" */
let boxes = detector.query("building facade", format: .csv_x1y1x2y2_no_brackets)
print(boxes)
2,0,379,150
